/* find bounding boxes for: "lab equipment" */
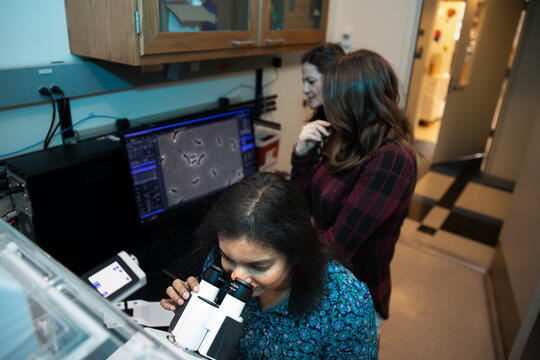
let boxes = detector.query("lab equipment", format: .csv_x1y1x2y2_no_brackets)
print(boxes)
3,137,138,275
0,218,191,359
168,264,253,360
81,250,146,301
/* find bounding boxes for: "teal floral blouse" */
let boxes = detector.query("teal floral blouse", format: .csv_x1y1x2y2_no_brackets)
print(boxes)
203,251,378,359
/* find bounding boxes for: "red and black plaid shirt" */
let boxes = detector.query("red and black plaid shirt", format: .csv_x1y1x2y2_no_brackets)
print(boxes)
291,142,416,319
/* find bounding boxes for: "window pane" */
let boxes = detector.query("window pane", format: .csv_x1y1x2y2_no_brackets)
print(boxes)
159,0,250,33
270,0,324,30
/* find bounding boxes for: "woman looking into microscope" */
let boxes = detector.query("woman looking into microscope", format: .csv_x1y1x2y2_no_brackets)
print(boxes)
161,172,378,359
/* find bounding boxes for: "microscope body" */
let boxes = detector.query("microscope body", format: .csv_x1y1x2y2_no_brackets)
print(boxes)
169,265,252,360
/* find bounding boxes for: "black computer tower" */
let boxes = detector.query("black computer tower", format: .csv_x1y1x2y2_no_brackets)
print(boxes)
4,138,141,275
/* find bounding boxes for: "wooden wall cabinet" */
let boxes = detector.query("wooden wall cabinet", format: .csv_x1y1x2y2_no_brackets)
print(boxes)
64,0,329,66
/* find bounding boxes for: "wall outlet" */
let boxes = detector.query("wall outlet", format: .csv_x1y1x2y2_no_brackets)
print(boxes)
190,62,200,72
340,28,353,53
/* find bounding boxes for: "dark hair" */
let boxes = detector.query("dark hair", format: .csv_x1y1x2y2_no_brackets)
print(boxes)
204,172,327,316
322,49,414,172
302,42,345,73
302,43,345,122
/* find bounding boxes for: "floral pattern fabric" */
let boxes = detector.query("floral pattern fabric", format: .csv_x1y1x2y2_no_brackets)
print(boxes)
203,251,378,359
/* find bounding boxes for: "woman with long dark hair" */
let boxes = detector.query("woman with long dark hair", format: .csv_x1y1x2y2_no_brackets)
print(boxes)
292,49,417,331
161,172,378,359
301,43,345,122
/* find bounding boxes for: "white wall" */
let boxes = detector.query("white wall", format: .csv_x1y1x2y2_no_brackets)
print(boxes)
484,1,540,183
489,2,540,356
326,0,422,103
266,52,312,172
500,105,540,319
495,0,540,320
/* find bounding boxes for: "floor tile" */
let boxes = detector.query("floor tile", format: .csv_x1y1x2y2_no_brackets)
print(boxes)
430,157,482,178
454,183,513,220
441,211,501,247
437,159,482,209
380,242,494,360
471,174,514,193
414,171,455,201
400,218,422,237
418,224,437,235
433,230,495,270
408,196,434,222
400,217,495,270
422,206,451,229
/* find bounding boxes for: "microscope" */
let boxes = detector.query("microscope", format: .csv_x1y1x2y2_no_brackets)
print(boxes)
167,264,253,360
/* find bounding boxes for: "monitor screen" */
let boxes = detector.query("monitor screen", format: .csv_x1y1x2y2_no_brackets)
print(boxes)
122,107,258,223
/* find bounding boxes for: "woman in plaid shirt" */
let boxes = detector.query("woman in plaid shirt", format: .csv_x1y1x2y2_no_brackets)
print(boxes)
291,49,417,330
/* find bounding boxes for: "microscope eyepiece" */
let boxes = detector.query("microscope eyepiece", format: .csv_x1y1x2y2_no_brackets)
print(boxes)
203,264,225,287
227,278,253,303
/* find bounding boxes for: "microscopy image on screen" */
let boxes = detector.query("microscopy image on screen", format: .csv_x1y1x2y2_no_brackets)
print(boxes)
157,118,244,207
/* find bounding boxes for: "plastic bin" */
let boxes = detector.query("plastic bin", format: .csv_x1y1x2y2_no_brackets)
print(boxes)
255,131,280,171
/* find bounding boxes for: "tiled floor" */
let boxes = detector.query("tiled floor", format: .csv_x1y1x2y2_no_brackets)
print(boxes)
380,158,513,359
407,158,512,250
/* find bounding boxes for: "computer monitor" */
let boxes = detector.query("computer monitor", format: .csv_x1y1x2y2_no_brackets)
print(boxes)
121,107,258,223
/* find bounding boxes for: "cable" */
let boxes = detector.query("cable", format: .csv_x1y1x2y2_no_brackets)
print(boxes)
46,86,67,148
263,66,280,88
0,114,123,159
0,186,24,201
2,210,17,220
219,66,280,100
219,84,256,99
39,87,57,150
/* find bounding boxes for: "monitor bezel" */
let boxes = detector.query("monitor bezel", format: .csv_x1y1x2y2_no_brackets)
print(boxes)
119,104,259,226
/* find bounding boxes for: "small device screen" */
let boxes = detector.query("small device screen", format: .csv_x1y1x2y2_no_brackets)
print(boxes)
121,107,258,223
82,253,143,301
88,261,132,298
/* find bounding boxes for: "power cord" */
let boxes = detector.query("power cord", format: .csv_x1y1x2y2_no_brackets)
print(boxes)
39,86,57,150
0,113,124,159
46,85,67,148
2,210,17,220
262,65,280,88
219,64,280,100
0,185,24,202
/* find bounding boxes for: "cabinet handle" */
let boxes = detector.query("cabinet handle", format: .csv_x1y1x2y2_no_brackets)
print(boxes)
264,38,286,44
231,40,256,46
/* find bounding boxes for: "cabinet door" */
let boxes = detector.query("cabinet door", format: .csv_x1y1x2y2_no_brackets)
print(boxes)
138,0,258,55
261,0,328,47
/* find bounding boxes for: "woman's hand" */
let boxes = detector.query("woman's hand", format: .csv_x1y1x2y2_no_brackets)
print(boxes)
160,276,200,312
295,120,331,155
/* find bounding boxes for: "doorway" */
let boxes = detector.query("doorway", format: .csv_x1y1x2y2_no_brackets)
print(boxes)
413,1,465,144
406,0,524,173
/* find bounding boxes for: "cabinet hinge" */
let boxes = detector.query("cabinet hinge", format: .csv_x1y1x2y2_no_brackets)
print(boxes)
134,10,141,35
